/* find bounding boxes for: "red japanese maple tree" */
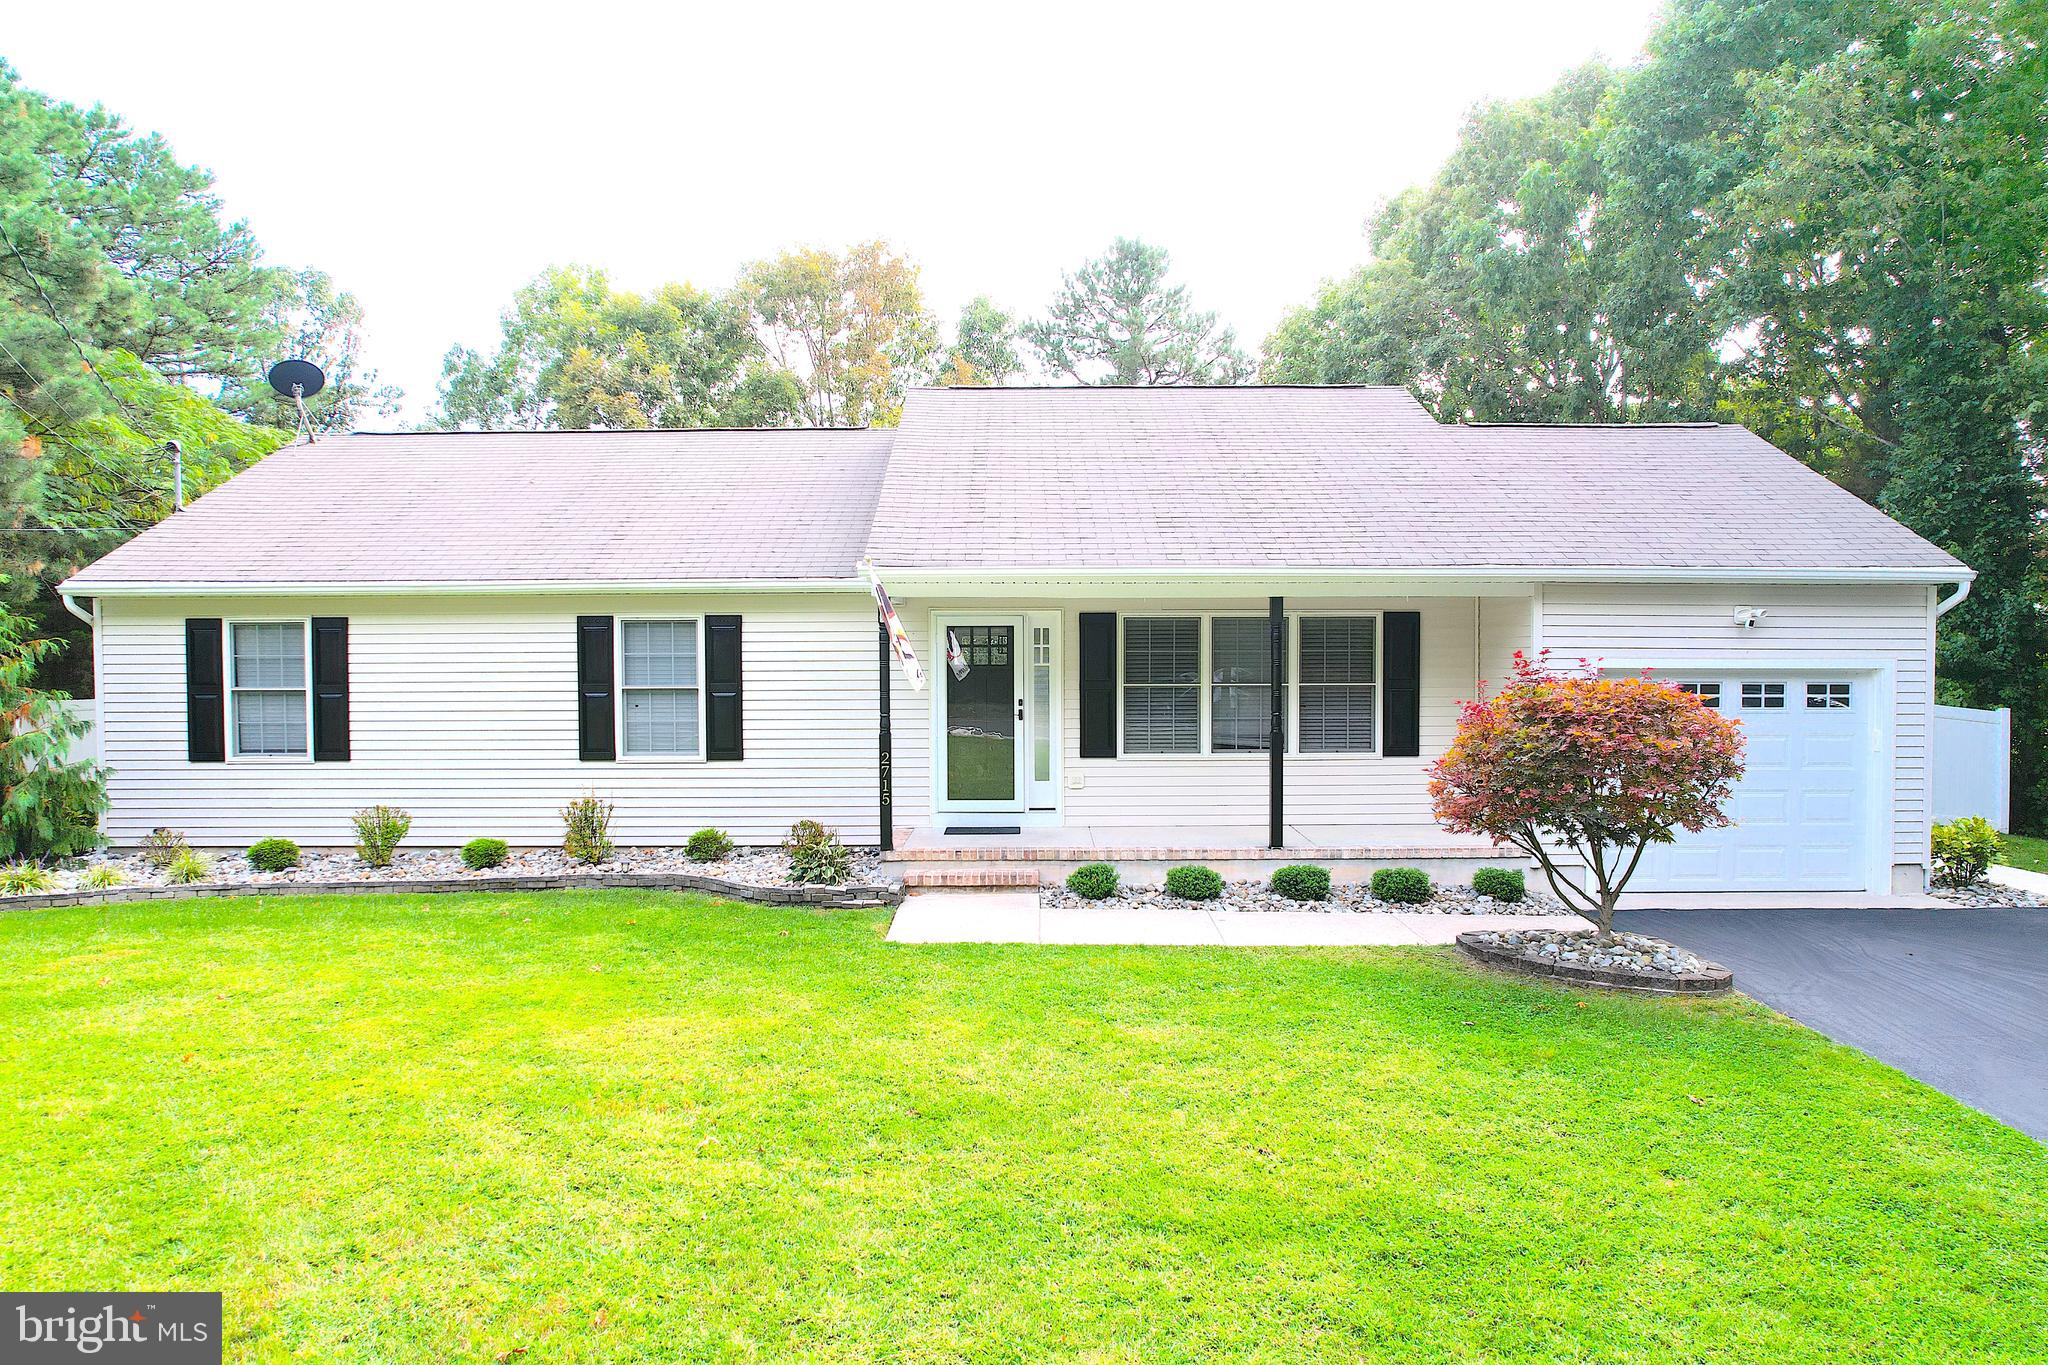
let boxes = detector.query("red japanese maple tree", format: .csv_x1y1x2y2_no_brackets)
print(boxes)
1428,651,1746,937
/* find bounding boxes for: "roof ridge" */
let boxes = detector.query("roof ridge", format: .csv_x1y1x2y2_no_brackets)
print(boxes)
1462,420,1727,429
916,383,1416,393
327,425,882,437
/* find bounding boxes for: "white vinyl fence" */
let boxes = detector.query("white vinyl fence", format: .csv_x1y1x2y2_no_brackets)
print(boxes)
56,698,99,768
1933,703,2011,832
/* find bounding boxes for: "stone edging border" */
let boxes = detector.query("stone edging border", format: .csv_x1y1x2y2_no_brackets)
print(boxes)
0,872,902,913
1454,932,1733,996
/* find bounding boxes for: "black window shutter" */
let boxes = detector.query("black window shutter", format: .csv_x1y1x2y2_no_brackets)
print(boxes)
705,614,743,761
1383,611,1421,758
185,618,225,763
577,615,615,761
1079,612,1117,758
311,617,350,762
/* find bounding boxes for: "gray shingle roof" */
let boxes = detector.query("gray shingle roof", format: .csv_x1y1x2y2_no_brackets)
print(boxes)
64,428,895,590
64,386,1965,593
863,386,1965,575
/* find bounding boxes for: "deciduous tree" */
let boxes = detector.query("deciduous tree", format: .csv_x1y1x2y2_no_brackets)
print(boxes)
431,266,798,431
1429,653,1746,936
936,295,1022,386
736,242,938,426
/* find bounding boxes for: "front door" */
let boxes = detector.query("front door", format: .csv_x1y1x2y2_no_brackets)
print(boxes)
940,618,1026,812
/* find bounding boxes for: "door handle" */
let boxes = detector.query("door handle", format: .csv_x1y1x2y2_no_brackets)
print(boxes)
1016,699,1025,721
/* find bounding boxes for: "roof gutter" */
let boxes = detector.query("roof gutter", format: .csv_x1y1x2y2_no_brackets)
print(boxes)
54,577,877,599
58,564,1978,598
865,564,1976,587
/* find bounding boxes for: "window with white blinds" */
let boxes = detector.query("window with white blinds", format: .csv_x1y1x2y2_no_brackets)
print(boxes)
1122,617,1200,753
1210,617,1284,752
230,621,309,758
1298,616,1377,753
620,619,701,756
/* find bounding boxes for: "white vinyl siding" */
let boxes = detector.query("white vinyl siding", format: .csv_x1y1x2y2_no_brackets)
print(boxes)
97,593,889,847
229,620,309,758
1538,581,1934,879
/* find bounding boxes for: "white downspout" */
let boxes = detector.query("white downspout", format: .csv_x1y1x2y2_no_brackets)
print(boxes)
1935,580,1972,617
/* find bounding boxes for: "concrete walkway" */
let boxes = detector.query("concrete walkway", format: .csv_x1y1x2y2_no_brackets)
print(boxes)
886,891,1577,946
1991,863,2048,896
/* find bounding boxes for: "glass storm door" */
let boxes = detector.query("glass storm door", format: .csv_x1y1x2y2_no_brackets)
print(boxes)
941,619,1026,811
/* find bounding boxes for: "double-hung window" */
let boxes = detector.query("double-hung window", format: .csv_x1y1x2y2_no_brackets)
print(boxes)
1122,617,1199,754
1210,617,1283,752
230,621,310,758
1297,616,1377,753
620,619,701,757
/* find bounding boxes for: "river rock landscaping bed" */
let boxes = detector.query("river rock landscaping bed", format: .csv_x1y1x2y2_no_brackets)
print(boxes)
1930,879,2048,908
1040,879,1574,916
2,845,897,905
1456,927,1732,995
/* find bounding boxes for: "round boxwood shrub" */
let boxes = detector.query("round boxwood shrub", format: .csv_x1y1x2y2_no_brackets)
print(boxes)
1270,864,1331,902
461,837,510,870
1164,865,1224,901
1066,862,1119,899
1370,867,1434,904
686,827,735,863
1471,867,1526,903
246,837,301,872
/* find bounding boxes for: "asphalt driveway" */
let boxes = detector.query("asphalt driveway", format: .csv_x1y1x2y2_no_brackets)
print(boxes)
1622,906,2048,1142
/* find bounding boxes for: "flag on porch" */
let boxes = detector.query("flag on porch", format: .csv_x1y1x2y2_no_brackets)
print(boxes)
946,629,970,681
864,563,925,691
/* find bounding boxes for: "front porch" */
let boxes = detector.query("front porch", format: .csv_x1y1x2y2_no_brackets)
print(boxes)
885,821,1522,886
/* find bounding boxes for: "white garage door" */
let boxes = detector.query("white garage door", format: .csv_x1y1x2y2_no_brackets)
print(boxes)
1632,675,1872,893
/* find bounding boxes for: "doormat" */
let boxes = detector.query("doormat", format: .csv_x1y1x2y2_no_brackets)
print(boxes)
944,826,1021,835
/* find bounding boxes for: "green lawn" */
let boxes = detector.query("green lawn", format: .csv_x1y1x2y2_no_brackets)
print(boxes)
1996,830,2048,874
2,893,2043,1364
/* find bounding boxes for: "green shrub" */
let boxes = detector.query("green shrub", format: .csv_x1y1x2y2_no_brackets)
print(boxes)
783,819,850,885
686,827,735,863
246,837,301,872
1271,864,1331,901
139,827,188,870
352,805,412,868
0,605,106,860
562,794,615,865
166,850,213,885
1931,816,2002,888
1370,867,1434,904
0,862,55,894
1066,862,1119,899
1164,865,1224,900
81,864,125,890
461,837,509,871
1471,867,1526,903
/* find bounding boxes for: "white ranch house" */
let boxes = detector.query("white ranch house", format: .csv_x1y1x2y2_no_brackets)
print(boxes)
60,386,1970,895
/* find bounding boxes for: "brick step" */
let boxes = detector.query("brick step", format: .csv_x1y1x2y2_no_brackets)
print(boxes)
902,869,1043,889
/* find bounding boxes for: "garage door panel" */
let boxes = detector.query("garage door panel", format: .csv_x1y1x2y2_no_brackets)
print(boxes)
1801,790,1858,824
1734,790,1790,825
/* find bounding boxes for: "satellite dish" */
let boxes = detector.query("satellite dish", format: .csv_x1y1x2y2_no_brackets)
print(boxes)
267,359,326,398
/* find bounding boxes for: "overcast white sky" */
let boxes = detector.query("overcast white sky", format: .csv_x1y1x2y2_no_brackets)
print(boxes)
8,0,1660,426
